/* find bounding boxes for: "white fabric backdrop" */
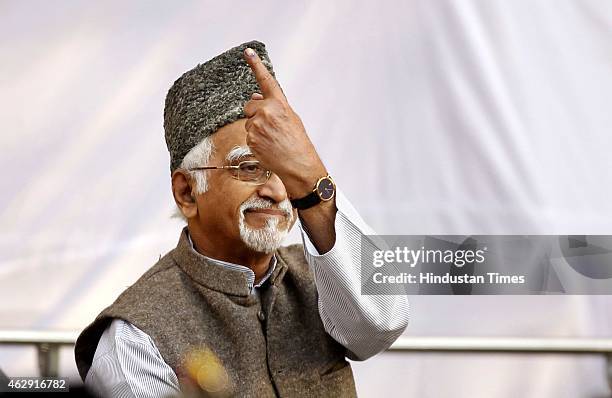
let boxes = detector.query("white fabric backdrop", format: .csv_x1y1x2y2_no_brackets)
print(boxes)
1,1,611,396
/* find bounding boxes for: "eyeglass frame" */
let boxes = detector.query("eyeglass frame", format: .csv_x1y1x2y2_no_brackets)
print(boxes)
187,160,272,185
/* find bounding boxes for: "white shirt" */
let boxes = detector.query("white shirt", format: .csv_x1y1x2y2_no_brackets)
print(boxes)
85,190,410,398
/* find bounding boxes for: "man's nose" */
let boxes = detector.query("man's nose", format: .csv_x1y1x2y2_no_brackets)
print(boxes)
256,173,287,203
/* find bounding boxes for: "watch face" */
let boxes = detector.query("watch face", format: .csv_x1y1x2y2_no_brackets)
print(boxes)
317,177,335,201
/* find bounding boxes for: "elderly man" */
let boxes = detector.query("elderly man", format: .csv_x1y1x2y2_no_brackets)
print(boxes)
75,41,409,397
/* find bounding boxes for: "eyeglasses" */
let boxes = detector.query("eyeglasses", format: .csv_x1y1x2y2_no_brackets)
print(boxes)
188,160,272,185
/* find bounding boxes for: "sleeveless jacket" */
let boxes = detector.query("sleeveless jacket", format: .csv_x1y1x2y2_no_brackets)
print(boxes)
75,228,357,397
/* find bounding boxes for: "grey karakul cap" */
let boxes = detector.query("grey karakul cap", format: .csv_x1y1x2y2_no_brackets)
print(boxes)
164,40,277,172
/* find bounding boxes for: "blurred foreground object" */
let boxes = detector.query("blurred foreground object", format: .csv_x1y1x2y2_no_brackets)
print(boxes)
179,346,232,398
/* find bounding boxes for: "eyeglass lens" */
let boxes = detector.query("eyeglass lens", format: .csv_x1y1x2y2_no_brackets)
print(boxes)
237,161,270,184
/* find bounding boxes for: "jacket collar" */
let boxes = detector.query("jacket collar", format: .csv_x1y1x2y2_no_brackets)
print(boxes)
171,227,287,297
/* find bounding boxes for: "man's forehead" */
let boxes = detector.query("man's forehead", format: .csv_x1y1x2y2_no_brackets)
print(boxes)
210,119,249,156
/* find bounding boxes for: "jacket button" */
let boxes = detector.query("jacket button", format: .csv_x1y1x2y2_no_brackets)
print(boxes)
258,310,266,321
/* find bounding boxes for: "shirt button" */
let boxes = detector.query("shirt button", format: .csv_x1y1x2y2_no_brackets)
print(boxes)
258,310,266,322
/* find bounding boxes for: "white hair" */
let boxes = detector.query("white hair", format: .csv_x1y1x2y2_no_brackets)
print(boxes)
226,145,253,163
172,136,214,221
181,136,215,194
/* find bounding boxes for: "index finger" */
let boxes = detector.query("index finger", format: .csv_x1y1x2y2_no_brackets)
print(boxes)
244,48,283,99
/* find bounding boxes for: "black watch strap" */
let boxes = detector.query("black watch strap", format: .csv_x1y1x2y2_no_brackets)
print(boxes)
290,191,321,210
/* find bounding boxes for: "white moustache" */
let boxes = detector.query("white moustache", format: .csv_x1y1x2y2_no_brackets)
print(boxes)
240,197,293,220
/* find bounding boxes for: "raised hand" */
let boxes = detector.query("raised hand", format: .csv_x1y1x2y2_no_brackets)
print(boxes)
243,47,327,199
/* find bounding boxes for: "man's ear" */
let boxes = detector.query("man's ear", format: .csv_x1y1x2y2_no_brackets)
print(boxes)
172,170,198,219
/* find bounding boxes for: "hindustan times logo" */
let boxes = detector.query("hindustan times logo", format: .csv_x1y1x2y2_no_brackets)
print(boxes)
372,246,487,268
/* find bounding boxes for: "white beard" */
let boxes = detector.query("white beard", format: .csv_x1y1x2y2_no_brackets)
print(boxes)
238,196,293,253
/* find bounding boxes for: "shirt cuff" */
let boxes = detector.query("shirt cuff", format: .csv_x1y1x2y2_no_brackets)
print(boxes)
299,187,375,257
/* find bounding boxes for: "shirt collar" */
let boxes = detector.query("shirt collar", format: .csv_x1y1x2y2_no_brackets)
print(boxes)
186,230,277,293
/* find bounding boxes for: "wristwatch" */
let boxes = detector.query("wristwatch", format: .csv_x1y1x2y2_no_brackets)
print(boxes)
290,175,336,210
